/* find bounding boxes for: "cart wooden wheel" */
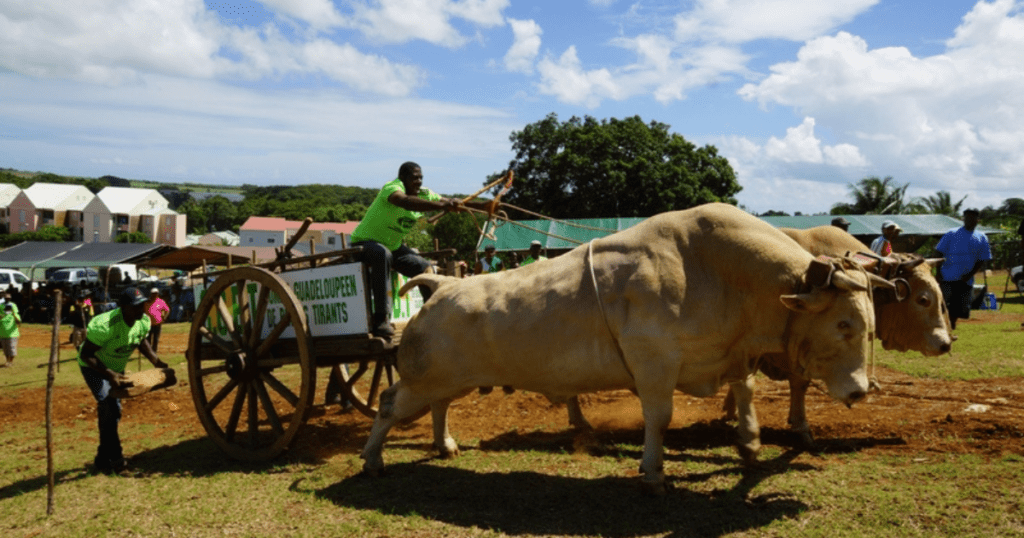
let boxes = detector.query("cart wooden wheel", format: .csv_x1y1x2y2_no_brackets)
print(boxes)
187,266,314,461
331,354,429,422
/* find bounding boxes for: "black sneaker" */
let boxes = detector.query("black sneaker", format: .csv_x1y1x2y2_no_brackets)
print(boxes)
371,322,395,340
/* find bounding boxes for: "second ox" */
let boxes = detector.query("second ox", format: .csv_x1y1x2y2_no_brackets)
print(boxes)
360,203,892,493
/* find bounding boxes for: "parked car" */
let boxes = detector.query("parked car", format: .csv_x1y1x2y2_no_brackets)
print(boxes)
0,269,38,291
48,267,100,287
1012,265,1023,293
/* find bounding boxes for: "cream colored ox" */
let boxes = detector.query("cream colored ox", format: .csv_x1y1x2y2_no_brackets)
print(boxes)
717,225,953,446
360,203,891,494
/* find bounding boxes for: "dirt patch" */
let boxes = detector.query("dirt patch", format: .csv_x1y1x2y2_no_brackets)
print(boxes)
4,324,1024,461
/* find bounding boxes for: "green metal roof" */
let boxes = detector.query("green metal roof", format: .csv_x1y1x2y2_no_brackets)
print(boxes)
480,213,1006,252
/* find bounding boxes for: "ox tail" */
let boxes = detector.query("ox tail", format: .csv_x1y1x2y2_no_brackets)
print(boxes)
398,273,457,297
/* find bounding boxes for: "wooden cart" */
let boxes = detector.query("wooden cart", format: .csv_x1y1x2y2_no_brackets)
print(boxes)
185,241,446,461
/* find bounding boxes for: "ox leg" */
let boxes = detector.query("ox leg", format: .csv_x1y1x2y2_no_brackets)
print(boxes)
636,387,675,495
431,399,460,459
787,376,814,448
729,377,761,466
565,395,594,430
360,381,431,475
721,386,738,421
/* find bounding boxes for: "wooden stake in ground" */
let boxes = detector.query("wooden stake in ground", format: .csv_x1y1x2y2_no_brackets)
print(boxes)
46,289,63,516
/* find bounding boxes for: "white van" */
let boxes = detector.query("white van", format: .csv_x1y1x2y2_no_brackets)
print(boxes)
0,268,39,290
108,264,158,284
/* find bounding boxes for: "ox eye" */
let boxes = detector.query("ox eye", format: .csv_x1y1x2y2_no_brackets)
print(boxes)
916,294,931,307
838,321,851,330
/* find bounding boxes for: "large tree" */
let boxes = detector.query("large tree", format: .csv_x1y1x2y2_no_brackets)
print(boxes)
496,114,740,219
908,190,967,216
831,176,909,215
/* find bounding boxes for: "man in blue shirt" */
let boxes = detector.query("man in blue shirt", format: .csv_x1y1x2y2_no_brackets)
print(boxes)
935,208,991,329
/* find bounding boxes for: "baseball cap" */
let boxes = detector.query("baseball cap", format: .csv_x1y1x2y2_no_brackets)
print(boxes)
530,240,541,247
882,220,901,231
119,287,147,307
484,244,496,251
831,217,850,227
149,287,160,295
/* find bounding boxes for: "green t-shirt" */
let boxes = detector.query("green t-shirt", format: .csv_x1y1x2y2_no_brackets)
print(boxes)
76,308,151,373
520,255,548,266
0,304,20,338
350,178,442,251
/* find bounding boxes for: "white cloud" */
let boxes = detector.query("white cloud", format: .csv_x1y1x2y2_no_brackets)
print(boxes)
504,18,542,74
534,0,874,107
764,117,868,166
0,0,423,95
738,0,1024,205
674,0,879,43
342,0,510,48
258,0,346,29
536,46,622,107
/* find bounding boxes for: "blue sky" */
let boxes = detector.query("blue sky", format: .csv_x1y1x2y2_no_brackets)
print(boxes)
2,0,1022,215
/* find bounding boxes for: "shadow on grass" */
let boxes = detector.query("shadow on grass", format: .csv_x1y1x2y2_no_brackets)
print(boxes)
312,448,812,537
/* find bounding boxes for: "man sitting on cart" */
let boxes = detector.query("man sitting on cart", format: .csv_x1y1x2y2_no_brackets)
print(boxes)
351,161,490,340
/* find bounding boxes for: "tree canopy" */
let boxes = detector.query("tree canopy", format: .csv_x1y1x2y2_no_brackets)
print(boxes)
496,114,740,219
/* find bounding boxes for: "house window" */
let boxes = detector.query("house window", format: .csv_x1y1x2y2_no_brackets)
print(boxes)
42,209,54,220
94,214,99,227
268,238,275,244
165,216,172,226
116,215,129,225
328,237,336,245
20,210,26,223
249,237,253,243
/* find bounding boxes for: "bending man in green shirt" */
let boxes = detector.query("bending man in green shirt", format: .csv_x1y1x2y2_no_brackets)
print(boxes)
350,161,490,339
78,287,166,475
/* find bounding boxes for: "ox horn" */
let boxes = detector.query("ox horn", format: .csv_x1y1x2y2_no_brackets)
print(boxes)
831,271,868,292
898,257,925,271
924,257,944,267
866,273,896,290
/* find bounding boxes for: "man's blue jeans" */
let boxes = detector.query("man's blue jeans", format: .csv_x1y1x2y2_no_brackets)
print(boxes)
80,366,124,469
353,241,433,328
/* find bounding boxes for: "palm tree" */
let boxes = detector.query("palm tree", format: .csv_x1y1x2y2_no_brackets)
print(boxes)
831,176,909,215
909,191,967,216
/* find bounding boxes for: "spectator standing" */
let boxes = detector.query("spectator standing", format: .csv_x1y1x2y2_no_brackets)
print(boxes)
475,244,504,274
831,217,851,232
520,240,548,266
935,209,992,330
870,220,901,256
144,288,170,352
77,287,164,475
0,303,21,367
68,290,94,348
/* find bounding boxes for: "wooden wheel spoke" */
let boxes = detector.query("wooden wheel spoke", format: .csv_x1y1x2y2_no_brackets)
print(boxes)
261,371,299,407
216,296,245,350
199,365,228,376
247,383,259,449
250,287,270,348
198,326,235,355
255,378,284,436
367,360,386,407
256,312,292,359
385,363,395,385
204,378,239,413
235,281,251,344
225,383,247,442
345,362,369,387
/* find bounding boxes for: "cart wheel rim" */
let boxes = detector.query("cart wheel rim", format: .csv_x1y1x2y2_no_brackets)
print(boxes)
187,266,314,461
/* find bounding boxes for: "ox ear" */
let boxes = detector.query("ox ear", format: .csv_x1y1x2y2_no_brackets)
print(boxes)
925,257,944,268
780,291,830,314
831,271,868,292
806,258,833,287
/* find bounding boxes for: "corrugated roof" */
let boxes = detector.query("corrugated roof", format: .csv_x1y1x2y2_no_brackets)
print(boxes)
481,213,1007,252
0,241,173,278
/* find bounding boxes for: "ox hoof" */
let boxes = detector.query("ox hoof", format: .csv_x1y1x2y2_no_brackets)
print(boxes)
640,480,669,496
737,444,761,467
361,464,384,478
796,431,816,450
436,443,461,459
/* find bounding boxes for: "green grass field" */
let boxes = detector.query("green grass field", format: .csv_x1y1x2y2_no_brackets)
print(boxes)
2,298,1023,538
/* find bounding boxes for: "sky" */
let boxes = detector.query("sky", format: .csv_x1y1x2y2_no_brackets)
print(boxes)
1,0,1022,215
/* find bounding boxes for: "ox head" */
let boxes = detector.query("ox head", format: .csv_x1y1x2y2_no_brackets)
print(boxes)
779,258,893,407
871,255,953,356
